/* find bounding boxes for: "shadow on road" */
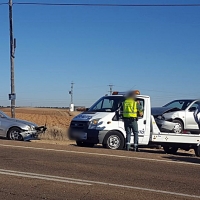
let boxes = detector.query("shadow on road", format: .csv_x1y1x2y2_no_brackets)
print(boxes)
70,144,103,149
70,144,196,157
0,137,7,140
139,149,194,157
163,155,200,164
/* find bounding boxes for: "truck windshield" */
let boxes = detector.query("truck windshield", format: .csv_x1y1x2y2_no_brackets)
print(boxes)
163,100,193,110
88,96,125,112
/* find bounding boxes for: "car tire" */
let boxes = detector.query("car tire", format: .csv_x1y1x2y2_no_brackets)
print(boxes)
194,146,200,157
76,141,94,148
7,127,23,141
103,131,124,150
163,146,178,154
172,119,184,134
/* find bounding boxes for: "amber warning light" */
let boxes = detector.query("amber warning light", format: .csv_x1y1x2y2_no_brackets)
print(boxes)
112,90,141,96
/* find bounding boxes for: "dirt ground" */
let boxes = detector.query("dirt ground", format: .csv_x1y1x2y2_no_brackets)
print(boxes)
1,108,80,141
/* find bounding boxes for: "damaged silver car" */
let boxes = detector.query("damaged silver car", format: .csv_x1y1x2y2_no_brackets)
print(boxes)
0,111,46,141
152,99,200,134
151,107,181,133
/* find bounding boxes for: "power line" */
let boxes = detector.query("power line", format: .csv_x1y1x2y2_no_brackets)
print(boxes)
0,3,7,5
12,2,200,7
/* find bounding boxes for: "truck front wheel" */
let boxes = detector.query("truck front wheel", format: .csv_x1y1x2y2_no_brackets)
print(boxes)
103,131,124,150
194,146,200,157
163,146,178,154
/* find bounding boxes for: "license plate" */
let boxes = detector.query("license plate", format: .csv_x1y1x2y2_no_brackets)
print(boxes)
80,132,87,140
73,132,87,140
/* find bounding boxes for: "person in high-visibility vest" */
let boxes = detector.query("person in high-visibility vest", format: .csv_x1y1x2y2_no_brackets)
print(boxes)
123,91,143,151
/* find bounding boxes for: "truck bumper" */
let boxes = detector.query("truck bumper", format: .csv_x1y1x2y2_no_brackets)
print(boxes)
68,129,108,144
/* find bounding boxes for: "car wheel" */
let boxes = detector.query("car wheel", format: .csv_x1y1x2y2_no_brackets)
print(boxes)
103,131,124,150
76,141,94,148
7,127,23,141
172,119,183,134
194,146,200,157
163,146,178,154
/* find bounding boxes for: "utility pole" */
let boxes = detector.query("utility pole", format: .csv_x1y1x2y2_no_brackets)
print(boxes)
108,84,114,95
69,82,74,105
69,82,74,111
9,0,16,118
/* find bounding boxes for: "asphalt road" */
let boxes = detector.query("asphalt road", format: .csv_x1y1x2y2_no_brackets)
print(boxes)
0,140,199,200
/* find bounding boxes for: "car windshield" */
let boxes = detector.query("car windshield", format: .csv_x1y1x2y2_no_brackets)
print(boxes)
0,111,9,118
88,96,125,112
163,100,193,110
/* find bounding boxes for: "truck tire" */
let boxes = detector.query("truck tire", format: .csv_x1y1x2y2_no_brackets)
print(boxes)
76,141,94,148
163,146,178,154
103,131,124,150
194,146,200,157
172,119,183,134
7,127,23,141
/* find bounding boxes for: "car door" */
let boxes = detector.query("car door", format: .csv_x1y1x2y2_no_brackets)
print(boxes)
0,117,8,137
118,98,147,145
185,101,200,130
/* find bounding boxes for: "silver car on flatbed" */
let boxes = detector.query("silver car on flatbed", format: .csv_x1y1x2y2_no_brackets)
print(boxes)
152,99,200,134
0,111,46,141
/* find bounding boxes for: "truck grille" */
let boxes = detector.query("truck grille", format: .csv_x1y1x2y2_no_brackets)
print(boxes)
70,121,89,130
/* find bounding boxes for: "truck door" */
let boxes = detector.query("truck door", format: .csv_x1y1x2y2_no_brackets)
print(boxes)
186,101,200,130
118,98,148,145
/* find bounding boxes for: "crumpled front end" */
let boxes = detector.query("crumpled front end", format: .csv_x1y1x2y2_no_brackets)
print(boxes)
151,107,181,132
20,126,47,141
155,118,179,132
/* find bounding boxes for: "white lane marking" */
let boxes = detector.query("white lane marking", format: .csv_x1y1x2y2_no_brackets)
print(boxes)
0,143,199,166
0,169,91,186
0,168,200,199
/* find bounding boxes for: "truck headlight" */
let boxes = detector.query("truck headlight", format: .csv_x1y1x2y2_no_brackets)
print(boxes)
89,118,101,129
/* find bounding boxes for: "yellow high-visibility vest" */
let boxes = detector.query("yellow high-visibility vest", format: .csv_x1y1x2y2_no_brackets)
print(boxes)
123,98,137,118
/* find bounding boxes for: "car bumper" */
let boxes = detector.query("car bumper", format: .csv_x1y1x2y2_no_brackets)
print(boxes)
155,119,178,132
20,126,47,141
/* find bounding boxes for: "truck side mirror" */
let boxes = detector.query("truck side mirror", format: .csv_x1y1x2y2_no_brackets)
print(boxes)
115,109,122,119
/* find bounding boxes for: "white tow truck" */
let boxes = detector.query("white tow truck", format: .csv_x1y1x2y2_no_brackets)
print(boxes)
68,91,200,157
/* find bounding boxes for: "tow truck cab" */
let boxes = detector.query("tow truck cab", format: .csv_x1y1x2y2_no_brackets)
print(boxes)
69,92,151,149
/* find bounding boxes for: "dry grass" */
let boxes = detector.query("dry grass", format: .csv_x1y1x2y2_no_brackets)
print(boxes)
1,108,80,141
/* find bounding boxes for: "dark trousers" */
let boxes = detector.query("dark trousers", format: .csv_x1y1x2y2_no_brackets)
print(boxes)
124,118,138,148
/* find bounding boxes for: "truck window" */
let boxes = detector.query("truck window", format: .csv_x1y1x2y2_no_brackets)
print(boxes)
137,98,144,118
137,99,144,111
89,96,124,112
120,98,144,118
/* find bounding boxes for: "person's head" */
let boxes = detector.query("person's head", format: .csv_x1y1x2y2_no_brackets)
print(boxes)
126,90,140,100
127,91,136,99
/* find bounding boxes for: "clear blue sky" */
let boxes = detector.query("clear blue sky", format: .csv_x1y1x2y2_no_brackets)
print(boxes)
0,0,200,107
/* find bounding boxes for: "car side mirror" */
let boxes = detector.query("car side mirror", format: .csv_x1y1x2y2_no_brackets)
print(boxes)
85,108,89,111
189,107,196,112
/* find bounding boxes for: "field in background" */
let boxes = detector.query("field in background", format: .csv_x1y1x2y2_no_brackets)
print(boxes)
1,108,80,140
